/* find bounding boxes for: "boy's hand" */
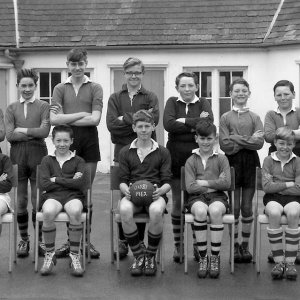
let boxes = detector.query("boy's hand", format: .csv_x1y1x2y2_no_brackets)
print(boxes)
176,118,185,123
117,116,123,121
73,172,83,179
196,179,209,187
125,183,132,200
0,173,7,181
200,111,209,118
50,177,56,182
286,182,295,188
152,184,161,201
252,130,264,139
50,103,63,114
219,172,226,180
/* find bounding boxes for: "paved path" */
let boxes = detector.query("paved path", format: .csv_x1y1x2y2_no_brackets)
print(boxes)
0,174,299,300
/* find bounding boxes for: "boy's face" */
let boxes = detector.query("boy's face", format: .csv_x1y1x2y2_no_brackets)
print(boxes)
52,131,73,155
195,133,216,155
274,138,295,160
230,83,250,107
67,59,87,79
124,64,144,89
132,120,155,142
176,76,198,103
18,77,37,101
274,86,295,111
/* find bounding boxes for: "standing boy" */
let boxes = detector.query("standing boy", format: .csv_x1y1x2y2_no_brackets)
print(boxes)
119,110,171,276
185,119,231,278
5,68,50,257
50,48,102,258
106,57,159,259
219,78,264,263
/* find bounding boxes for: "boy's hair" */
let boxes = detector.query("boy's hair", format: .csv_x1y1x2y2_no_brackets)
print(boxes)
229,78,249,92
17,69,39,85
273,80,295,94
175,72,198,86
195,119,217,137
67,48,88,62
52,124,74,139
275,126,295,142
123,57,145,73
132,110,154,125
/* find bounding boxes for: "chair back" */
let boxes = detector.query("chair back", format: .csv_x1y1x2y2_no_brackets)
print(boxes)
110,165,121,191
255,167,263,191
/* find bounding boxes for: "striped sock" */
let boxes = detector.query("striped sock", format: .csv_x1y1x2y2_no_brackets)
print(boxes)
42,224,56,252
211,224,224,256
241,216,253,249
267,227,284,263
194,219,207,257
32,211,43,242
17,211,29,241
191,223,197,246
147,231,162,256
285,227,300,264
171,214,182,247
69,224,83,254
234,218,239,244
124,229,142,258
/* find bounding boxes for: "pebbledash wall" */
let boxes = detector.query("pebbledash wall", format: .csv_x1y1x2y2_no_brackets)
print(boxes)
1,45,300,173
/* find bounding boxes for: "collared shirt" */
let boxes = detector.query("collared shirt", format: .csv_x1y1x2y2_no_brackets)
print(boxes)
232,105,250,113
19,96,35,118
275,105,296,125
270,151,297,171
128,85,142,102
49,150,76,168
64,75,91,96
129,138,159,163
177,97,200,114
192,148,218,169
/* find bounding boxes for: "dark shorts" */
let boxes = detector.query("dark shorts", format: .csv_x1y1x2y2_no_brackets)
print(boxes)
70,126,100,162
185,191,229,213
263,193,300,207
226,149,260,188
10,140,47,181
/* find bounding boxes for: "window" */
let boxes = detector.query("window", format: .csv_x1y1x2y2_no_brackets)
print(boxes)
184,67,246,124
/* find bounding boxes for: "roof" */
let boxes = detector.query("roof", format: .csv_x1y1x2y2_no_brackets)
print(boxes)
0,0,298,49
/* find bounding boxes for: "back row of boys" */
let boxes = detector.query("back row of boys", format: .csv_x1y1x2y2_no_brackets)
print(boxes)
0,47,299,280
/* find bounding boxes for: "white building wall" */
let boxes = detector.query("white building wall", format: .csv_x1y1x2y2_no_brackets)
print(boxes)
3,46,300,172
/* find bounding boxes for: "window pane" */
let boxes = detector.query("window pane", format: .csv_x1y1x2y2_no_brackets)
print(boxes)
219,97,232,118
232,71,243,81
201,72,212,98
51,73,61,94
40,73,49,98
219,72,230,97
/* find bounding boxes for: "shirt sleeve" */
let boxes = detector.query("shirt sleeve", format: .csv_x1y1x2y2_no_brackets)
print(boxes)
264,111,278,144
91,82,103,113
51,84,64,108
40,157,62,192
118,148,131,185
159,148,172,185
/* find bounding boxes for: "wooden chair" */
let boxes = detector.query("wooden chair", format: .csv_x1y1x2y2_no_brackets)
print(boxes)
34,165,91,272
110,165,164,272
2,164,18,272
180,166,235,274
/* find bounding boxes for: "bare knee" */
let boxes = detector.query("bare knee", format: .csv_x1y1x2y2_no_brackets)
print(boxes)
149,205,164,224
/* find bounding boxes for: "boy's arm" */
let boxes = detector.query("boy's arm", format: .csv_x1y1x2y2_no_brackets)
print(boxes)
70,110,101,126
40,158,62,192
0,155,13,193
185,158,208,194
5,106,29,142
205,156,231,190
280,158,300,195
264,111,277,144
26,102,51,138
159,148,172,188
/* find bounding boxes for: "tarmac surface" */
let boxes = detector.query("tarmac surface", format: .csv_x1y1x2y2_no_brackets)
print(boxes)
0,173,300,300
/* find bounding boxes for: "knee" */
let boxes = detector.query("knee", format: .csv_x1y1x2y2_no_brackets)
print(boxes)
120,203,133,224
193,208,207,221
42,209,56,222
209,207,223,221
268,209,282,222
241,205,252,218
286,210,300,222
149,205,164,223
68,207,82,222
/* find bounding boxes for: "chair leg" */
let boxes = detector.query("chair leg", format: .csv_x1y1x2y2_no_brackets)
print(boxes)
13,214,17,264
8,224,12,273
256,223,261,274
86,217,91,264
230,223,234,273
116,221,120,271
184,221,188,274
110,211,114,264
34,221,39,272
160,231,164,273
82,220,86,270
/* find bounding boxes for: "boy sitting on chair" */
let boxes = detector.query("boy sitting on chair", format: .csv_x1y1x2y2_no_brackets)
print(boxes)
185,119,231,278
39,125,88,277
262,126,300,280
119,110,171,276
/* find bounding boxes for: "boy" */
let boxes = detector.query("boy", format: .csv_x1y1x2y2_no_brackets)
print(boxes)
185,119,231,278
106,57,159,259
262,127,300,280
50,48,103,258
39,125,87,277
219,78,264,263
5,68,50,257
118,110,171,276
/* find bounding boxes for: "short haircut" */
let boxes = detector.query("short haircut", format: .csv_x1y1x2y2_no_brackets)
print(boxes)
123,57,145,73
273,80,295,94
229,78,249,92
132,110,154,125
195,119,217,137
67,48,88,62
275,126,295,142
52,124,74,139
17,69,39,85
175,72,198,86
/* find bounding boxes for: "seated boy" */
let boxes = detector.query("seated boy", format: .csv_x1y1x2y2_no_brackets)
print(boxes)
39,125,88,277
185,119,231,278
118,110,171,276
0,153,14,235
262,126,300,280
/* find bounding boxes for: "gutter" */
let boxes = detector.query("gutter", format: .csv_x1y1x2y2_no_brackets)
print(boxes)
13,0,20,48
